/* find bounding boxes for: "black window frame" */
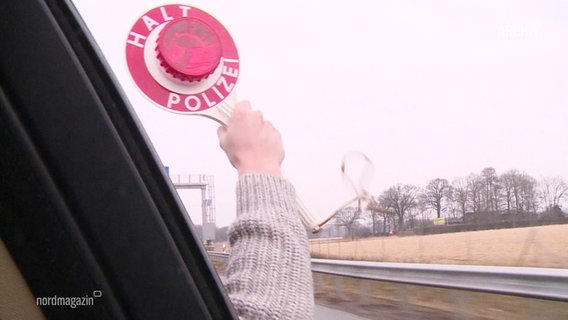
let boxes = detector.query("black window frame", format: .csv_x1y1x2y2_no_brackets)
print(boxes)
0,1,238,319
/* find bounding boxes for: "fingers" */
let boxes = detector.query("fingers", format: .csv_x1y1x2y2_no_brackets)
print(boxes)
218,100,284,176
218,100,251,145
217,125,227,145
232,100,252,119
235,100,252,111
232,100,264,125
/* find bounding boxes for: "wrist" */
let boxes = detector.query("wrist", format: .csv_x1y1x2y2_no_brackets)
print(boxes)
237,165,282,177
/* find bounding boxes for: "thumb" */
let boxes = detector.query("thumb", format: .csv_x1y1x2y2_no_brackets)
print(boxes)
217,125,227,146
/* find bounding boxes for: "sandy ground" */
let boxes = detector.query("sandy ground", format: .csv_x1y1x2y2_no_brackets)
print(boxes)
212,224,568,319
308,224,568,319
309,224,568,268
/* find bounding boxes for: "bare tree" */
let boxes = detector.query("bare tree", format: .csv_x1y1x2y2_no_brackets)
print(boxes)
481,167,501,212
333,206,361,240
451,177,469,220
378,184,419,230
539,176,568,210
443,186,461,221
421,178,450,218
466,174,484,215
500,170,538,214
501,170,517,213
367,197,395,234
519,174,538,213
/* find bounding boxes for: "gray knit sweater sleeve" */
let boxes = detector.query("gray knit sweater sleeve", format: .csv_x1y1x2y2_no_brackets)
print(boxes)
224,174,314,319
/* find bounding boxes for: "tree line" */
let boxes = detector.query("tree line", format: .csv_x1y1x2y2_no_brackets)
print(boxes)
333,167,567,237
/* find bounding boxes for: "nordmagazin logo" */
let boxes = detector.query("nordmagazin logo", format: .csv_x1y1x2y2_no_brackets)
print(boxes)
36,291,101,309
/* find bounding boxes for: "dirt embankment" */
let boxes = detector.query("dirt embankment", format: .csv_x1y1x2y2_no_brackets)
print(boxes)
309,224,568,268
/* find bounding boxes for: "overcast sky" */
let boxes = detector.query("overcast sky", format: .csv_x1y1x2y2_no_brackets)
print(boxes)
73,0,567,227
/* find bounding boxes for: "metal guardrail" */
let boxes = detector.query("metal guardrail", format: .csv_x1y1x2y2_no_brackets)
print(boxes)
208,252,231,260
208,252,568,301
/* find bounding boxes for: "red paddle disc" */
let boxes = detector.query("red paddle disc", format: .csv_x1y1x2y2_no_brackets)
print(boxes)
126,5,239,114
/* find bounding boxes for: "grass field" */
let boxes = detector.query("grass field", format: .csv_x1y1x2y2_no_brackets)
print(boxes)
308,224,568,319
212,224,568,319
309,224,568,268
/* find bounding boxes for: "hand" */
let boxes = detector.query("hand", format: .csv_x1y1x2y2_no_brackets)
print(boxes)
217,101,284,176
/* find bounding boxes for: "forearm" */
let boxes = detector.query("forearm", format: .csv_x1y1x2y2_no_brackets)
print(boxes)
224,174,314,320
